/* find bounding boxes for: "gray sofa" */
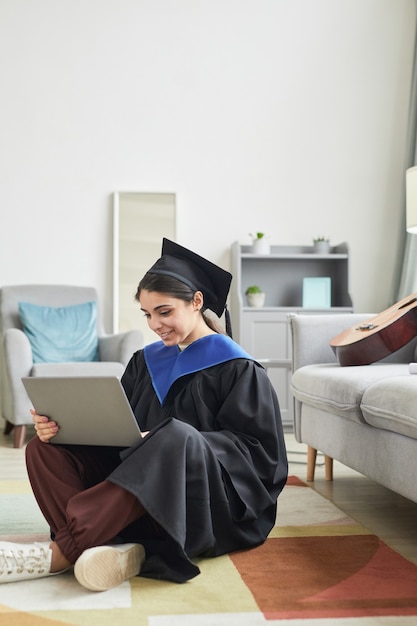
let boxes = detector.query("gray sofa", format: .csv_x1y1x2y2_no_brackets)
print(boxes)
289,313,417,504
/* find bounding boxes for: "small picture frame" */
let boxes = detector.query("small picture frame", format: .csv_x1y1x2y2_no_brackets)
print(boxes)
302,277,331,308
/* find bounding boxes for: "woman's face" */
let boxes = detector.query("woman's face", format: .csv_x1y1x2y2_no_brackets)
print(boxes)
139,290,205,347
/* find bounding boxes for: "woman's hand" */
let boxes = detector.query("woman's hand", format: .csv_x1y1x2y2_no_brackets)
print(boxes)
31,409,59,443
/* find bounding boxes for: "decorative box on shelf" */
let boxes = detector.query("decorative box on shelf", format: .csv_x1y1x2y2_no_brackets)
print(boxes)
302,277,331,308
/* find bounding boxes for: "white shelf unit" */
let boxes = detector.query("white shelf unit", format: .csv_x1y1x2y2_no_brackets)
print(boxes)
230,241,353,426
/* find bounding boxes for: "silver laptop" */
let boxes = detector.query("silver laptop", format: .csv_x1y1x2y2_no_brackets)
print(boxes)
22,376,141,447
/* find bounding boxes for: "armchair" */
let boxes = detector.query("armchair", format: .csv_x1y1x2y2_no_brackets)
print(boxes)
0,285,144,448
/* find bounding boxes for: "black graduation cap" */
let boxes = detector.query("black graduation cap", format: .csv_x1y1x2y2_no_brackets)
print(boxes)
147,238,232,319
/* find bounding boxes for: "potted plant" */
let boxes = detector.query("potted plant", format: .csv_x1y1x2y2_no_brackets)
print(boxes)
245,285,266,307
313,236,330,254
249,232,270,254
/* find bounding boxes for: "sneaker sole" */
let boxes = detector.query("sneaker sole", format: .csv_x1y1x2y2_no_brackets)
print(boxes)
74,544,145,591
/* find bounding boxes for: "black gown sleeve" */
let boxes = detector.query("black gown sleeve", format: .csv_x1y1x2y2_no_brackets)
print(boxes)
197,359,287,521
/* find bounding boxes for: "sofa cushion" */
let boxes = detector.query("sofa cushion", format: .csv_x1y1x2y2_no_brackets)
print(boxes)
18,301,99,363
291,363,410,424
361,375,417,440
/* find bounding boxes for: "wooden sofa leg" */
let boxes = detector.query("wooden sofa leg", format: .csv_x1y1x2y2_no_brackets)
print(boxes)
13,425,26,449
324,455,333,481
307,446,317,481
4,420,14,436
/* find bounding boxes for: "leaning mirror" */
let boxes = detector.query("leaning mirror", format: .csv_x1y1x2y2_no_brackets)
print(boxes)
113,192,176,344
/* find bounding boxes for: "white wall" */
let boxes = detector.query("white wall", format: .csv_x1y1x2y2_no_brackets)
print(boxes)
0,0,415,331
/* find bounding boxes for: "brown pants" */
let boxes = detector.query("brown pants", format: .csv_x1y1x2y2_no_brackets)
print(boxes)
25,437,144,564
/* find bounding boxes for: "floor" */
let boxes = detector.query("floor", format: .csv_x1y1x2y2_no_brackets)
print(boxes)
285,430,417,566
1,419,417,566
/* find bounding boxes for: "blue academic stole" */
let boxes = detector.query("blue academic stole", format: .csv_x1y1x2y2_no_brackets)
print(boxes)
144,334,253,404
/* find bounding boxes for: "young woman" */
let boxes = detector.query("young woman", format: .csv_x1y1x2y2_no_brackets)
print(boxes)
0,239,288,590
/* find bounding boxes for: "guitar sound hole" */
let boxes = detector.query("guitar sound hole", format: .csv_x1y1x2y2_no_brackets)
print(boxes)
398,297,417,310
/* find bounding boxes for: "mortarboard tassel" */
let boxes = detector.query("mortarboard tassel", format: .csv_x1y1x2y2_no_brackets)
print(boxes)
224,305,233,339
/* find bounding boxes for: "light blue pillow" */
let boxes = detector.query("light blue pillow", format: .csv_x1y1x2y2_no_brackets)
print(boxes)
18,301,99,364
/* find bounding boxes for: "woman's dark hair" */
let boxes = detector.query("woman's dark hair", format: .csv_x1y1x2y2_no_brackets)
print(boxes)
135,273,225,334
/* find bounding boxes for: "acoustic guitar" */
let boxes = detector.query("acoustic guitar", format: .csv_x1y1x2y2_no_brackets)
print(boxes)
330,293,417,366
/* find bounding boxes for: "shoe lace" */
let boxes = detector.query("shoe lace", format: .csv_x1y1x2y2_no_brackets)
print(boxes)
0,543,50,575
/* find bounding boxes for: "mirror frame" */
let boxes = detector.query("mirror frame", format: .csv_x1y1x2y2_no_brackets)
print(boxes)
113,192,176,341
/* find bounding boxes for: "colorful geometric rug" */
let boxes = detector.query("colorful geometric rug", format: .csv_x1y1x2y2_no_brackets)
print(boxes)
1,475,417,625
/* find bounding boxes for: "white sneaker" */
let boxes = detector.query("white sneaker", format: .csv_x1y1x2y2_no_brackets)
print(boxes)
74,543,145,591
0,541,53,583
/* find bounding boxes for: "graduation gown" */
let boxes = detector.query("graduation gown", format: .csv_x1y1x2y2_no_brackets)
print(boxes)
108,334,288,582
